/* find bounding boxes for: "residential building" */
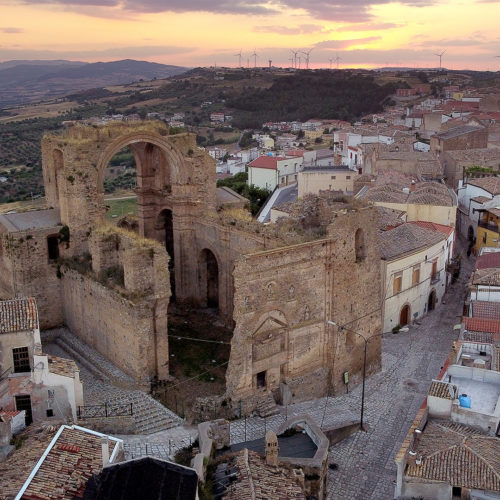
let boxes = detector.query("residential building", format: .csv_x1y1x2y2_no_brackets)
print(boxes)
476,208,500,253
298,166,356,197
441,148,500,188
430,124,488,153
210,112,225,122
359,179,457,227
380,222,454,332
14,424,124,499
456,176,500,247
0,297,83,425
247,155,303,191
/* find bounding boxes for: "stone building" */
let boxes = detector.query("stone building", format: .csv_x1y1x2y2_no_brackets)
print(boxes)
430,124,488,154
0,122,382,411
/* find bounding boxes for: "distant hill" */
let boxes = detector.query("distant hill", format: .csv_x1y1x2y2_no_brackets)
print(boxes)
0,59,188,107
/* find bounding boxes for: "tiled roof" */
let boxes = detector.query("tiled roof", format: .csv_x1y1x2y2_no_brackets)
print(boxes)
428,381,457,400
468,177,500,196
376,206,405,231
248,156,287,170
0,297,38,334
471,301,500,320
471,196,492,204
47,355,79,378
0,410,22,420
477,252,500,270
380,223,446,260
406,421,500,493
20,425,122,500
463,317,500,334
435,125,483,140
473,268,500,286
223,449,305,500
410,221,454,237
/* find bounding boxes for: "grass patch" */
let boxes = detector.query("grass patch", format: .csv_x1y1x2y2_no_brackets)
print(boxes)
105,197,138,220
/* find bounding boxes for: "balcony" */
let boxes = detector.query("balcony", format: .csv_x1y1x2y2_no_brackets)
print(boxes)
431,270,441,284
478,220,499,233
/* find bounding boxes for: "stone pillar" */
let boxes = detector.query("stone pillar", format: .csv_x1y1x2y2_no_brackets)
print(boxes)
265,430,279,466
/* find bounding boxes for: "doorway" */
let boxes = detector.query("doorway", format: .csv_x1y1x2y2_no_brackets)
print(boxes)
15,394,33,426
428,290,436,312
200,249,219,310
400,304,410,326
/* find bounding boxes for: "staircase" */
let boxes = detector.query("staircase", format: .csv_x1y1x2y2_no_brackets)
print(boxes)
255,394,280,418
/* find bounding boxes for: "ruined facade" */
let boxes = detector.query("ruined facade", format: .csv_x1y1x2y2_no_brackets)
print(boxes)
0,122,382,409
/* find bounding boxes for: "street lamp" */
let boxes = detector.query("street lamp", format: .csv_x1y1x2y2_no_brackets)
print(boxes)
326,320,384,431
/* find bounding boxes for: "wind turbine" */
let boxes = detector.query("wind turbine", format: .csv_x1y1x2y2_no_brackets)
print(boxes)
302,49,313,69
334,54,342,69
252,49,258,68
329,58,333,69
291,49,299,69
234,49,242,68
434,50,446,70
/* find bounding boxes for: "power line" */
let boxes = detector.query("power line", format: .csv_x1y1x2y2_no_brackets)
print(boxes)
168,334,231,345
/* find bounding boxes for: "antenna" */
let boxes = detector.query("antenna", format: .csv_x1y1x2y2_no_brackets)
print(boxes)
252,49,258,68
434,50,446,70
301,49,313,70
234,49,242,68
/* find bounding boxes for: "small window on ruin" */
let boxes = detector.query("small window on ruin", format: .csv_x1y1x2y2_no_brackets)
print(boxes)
256,371,267,389
47,236,59,260
355,228,366,262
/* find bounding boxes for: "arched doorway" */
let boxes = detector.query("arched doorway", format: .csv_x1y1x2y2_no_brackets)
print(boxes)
400,304,410,326
467,225,474,242
428,290,436,312
200,249,219,310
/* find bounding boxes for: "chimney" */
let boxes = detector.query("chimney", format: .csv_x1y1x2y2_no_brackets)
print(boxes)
101,436,110,468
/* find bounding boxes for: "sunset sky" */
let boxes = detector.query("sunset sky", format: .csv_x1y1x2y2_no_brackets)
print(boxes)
0,0,499,70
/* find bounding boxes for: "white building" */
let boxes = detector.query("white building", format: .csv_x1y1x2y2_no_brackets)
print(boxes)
380,222,454,332
247,155,303,191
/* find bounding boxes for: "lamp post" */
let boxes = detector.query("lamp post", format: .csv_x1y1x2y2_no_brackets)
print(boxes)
326,320,383,431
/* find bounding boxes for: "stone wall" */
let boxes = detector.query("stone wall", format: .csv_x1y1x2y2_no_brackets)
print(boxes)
227,206,382,407
60,226,171,382
0,226,64,329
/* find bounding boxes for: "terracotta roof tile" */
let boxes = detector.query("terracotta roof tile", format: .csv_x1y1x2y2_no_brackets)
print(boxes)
463,317,500,334
406,421,500,493
0,297,38,334
468,177,500,196
428,381,457,400
473,268,500,286
471,301,500,320
477,252,500,270
47,355,79,378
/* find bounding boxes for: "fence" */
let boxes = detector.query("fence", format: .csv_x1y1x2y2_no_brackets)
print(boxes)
77,402,133,419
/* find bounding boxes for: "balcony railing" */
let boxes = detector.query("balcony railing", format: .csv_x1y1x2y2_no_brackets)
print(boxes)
431,271,441,284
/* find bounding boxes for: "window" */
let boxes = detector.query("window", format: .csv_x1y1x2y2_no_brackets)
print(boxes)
13,346,30,373
346,175,351,180
331,175,336,180
393,273,403,294
15,395,32,426
431,260,438,282
412,266,420,285
47,235,59,260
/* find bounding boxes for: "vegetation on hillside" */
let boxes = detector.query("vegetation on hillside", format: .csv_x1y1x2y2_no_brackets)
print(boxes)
217,172,270,214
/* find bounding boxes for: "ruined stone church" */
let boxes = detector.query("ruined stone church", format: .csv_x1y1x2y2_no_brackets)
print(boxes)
0,121,382,413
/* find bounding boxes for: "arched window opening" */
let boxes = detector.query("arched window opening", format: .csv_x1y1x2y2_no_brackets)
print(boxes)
200,249,219,310
399,304,410,327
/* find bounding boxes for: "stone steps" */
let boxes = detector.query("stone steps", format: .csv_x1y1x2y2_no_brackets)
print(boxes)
256,395,280,418
54,334,137,390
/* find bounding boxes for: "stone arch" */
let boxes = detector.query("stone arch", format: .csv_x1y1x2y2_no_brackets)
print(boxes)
355,228,366,262
399,303,411,327
199,248,221,310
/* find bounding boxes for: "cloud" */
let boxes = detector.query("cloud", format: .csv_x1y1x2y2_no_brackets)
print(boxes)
253,24,329,35
336,22,403,32
0,45,196,61
16,0,440,21
0,27,23,33
315,37,381,50
417,38,486,47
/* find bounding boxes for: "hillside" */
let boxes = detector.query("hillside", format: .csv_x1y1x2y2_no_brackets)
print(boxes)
0,59,188,107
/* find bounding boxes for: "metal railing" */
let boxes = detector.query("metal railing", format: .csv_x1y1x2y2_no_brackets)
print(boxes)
77,402,133,419
431,270,441,284
478,220,499,232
